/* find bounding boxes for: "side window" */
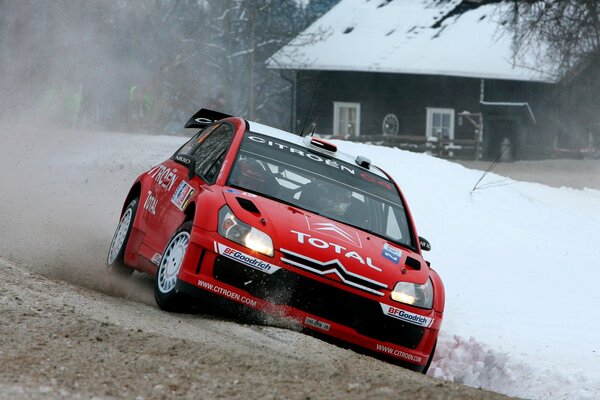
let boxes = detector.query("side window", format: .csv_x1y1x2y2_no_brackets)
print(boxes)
333,102,361,136
426,107,455,139
192,123,234,183
386,205,411,245
176,124,220,156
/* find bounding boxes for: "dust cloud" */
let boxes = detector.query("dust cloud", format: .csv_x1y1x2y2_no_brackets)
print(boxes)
0,124,161,306
0,1,222,135
0,2,183,303
1,3,137,130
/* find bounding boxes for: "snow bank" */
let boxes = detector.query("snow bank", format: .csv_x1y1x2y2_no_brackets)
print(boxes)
335,140,600,399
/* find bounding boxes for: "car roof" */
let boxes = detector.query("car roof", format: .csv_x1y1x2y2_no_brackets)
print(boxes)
246,120,389,180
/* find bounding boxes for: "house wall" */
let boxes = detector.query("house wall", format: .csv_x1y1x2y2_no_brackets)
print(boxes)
295,71,558,159
558,58,600,152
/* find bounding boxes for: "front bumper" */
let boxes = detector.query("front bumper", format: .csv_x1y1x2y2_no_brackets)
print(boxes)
176,227,441,368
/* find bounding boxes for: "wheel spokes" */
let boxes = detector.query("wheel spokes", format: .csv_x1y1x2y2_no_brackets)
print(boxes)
157,231,190,294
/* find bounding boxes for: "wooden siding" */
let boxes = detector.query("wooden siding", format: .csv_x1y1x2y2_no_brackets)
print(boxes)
295,71,558,160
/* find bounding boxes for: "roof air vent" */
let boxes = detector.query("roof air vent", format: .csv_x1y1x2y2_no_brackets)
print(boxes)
355,155,371,169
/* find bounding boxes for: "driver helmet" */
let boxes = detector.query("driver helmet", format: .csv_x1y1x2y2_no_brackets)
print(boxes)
233,158,267,191
322,183,352,216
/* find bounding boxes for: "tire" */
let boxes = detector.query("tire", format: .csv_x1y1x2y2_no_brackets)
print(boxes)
107,198,138,276
422,339,437,375
154,221,192,312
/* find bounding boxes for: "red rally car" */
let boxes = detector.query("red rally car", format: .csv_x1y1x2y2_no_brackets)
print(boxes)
107,109,445,373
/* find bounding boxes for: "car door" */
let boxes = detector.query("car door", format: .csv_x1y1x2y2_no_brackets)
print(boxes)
140,159,184,261
141,123,235,258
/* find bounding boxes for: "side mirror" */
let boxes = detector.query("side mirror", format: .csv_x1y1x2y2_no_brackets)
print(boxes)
174,154,197,179
419,236,431,251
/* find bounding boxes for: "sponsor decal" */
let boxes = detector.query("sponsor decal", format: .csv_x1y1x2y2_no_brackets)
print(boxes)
248,135,357,175
379,303,433,327
147,164,178,191
151,252,162,266
246,134,395,191
359,171,394,191
290,230,380,271
171,181,195,210
216,243,280,274
382,243,402,264
306,217,362,248
224,189,255,198
197,279,258,307
143,191,158,215
304,316,331,332
375,344,423,364
175,154,192,165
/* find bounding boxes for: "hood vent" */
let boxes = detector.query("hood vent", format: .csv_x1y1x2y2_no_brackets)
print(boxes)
236,197,260,214
405,256,421,270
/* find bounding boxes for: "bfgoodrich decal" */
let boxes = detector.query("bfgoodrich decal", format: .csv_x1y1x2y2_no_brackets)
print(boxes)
216,243,280,274
379,303,433,327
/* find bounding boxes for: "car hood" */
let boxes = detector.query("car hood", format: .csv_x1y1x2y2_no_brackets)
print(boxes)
222,189,430,290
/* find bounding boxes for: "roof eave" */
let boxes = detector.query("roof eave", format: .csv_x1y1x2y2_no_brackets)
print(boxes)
267,61,557,84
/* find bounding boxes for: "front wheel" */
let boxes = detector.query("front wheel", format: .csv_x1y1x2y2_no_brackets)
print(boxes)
422,339,437,375
154,221,192,312
107,198,138,276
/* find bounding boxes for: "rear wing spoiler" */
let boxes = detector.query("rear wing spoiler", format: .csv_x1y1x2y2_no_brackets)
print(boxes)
185,108,232,129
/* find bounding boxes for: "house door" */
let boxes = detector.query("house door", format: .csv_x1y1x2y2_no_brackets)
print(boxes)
486,119,517,160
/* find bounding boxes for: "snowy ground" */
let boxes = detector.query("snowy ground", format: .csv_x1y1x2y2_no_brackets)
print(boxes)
1,125,599,399
336,141,600,400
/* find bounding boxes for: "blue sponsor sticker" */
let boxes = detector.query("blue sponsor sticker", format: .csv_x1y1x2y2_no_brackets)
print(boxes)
224,188,240,194
382,243,402,264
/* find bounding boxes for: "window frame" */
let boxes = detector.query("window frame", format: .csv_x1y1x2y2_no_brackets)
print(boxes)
426,107,455,139
227,132,417,250
333,101,361,136
172,122,234,184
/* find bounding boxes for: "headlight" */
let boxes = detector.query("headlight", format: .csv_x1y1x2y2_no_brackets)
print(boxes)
390,279,433,309
218,206,274,257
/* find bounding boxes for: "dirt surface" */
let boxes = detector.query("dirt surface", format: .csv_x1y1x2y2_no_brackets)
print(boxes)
1,256,514,400
7,125,592,399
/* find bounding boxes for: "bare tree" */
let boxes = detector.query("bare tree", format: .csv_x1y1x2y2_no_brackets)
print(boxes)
506,0,600,78
203,0,329,127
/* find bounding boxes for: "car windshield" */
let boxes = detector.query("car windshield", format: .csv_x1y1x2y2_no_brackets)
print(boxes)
227,132,415,249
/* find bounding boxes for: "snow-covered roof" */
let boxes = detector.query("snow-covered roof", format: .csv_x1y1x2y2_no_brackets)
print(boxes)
268,0,556,83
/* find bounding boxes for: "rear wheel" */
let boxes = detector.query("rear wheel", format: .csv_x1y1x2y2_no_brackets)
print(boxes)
107,198,138,276
154,221,192,312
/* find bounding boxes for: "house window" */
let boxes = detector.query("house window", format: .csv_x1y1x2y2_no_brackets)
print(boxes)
333,102,360,136
426,108,455,139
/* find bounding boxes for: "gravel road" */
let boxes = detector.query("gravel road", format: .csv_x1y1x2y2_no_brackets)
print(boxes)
7,125,593,399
